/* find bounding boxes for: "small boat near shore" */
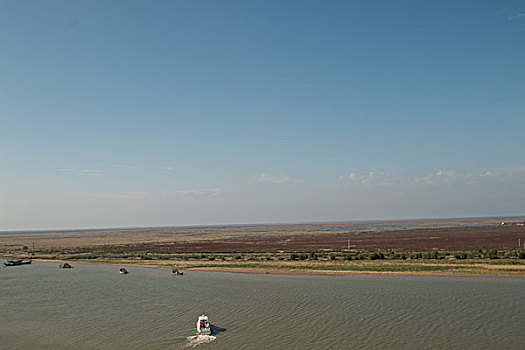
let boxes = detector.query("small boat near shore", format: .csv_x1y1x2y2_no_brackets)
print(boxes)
59,263,73,269
119,268,128,274
196,311,211,335
4,258,32,267
172,268,184,275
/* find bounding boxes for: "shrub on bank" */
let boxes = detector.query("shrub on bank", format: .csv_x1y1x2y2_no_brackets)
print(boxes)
370,252,384,260
455,252,468,259
488,249,499,259
68,254,99,259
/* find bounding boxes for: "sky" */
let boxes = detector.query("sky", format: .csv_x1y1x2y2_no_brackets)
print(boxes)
1,0,525,230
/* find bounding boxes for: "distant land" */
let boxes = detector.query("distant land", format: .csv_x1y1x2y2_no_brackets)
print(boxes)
2,216,525,276
2,215,524,235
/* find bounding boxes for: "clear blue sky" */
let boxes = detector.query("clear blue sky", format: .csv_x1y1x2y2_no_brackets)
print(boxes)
1,0,524,230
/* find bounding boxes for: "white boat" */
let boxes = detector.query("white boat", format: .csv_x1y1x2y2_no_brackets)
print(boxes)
196,311,211,335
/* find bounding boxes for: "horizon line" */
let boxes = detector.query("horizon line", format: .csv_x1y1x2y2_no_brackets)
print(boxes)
1,214,524,234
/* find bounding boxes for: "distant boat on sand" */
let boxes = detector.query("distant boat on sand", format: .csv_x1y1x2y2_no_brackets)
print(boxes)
4,258,32,267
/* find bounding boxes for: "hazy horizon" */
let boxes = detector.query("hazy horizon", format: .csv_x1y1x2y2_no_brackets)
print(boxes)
2,1,524,230
2,215,523,234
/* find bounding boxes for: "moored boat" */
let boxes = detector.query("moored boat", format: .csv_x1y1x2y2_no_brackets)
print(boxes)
59,263,73,268
4,258,32,267
196,311,211,335
119,268,128,274
172,268,184,275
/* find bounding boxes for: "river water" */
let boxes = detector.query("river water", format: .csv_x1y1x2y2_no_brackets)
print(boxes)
1,262,524,349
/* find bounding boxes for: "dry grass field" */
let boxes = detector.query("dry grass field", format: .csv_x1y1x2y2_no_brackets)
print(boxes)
2,217,525,276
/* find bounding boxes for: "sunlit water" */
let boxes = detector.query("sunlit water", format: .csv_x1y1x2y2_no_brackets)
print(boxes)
1,262,524,349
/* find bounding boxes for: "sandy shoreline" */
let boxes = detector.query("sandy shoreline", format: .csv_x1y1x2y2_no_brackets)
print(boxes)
185,266,523,278
30,259,524,278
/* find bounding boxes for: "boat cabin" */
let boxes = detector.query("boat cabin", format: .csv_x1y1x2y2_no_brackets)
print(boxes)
196,312,211,335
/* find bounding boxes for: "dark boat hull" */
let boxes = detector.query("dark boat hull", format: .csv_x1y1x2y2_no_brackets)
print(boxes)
4,259,32,267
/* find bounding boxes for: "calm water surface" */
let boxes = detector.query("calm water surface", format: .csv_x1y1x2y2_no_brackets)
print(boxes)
1,262,524,349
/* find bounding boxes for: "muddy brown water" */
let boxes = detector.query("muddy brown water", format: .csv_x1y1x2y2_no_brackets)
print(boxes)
1,261,524,349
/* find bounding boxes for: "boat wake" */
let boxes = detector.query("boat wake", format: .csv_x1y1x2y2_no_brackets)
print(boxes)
180,335,216,349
